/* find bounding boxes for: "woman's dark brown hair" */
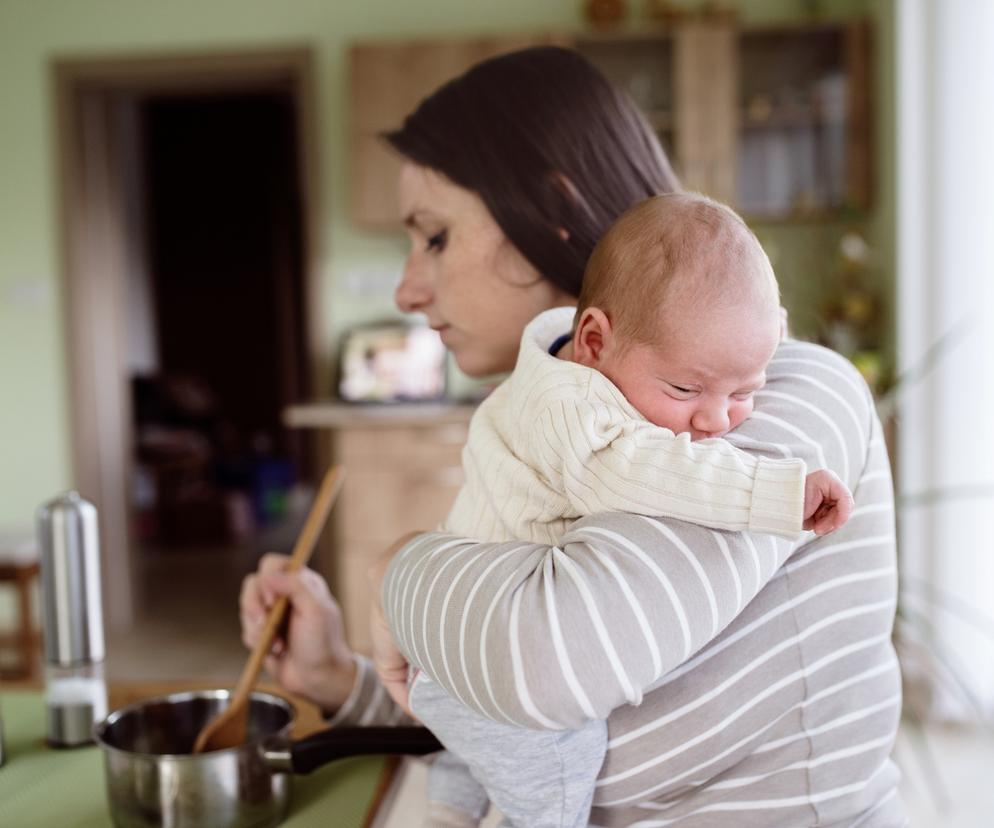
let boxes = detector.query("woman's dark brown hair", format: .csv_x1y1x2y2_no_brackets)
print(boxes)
385,46,681,298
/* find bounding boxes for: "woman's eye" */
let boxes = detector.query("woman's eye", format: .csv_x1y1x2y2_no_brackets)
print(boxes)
426,230,447,252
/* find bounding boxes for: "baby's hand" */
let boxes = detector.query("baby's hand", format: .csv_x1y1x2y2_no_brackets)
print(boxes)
803,469,854,535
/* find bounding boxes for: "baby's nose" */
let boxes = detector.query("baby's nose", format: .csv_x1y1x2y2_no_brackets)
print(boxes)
692,405,731,436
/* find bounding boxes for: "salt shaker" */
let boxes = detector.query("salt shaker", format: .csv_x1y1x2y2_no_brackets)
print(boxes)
36,491,107,746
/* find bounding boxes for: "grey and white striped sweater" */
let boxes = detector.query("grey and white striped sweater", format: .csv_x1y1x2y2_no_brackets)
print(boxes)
334,339,906,827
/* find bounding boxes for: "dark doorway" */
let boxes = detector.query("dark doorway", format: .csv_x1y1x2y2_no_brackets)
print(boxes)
131,89,312,549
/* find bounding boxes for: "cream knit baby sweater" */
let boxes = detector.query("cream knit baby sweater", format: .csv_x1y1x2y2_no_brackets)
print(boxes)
443,307,808,544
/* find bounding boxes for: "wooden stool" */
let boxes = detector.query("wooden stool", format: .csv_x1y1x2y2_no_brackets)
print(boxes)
0,559,41,680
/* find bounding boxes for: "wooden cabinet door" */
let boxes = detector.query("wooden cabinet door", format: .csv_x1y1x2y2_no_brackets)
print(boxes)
673,21,738,204
348,34,564,229
324,420,469,653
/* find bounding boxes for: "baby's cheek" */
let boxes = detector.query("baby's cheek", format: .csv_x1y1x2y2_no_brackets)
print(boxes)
730,399,755,431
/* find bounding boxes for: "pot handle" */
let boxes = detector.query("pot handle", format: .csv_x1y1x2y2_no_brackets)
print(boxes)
264,726,444,775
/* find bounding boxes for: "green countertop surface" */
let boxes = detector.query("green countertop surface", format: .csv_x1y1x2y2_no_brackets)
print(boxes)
0,690,388,828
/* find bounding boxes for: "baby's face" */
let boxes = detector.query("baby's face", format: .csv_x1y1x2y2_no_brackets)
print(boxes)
600,308,780,441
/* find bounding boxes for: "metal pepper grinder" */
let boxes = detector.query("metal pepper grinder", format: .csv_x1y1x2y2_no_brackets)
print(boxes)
36,491,108,746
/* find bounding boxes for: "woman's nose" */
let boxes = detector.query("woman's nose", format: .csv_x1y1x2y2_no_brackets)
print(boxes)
395,256,433,313
691,403,730,436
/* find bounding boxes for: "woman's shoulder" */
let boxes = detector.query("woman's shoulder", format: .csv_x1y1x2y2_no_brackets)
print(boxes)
768,339,873,402
758,339,880,482
772,338,862,370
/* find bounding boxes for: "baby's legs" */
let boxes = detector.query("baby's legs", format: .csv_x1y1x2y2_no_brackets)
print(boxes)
425,750,491,828
411,671,606,828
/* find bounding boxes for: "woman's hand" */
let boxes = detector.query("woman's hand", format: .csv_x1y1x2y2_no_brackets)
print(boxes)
369,587,416,718
368,531,423,717
239,553,357,712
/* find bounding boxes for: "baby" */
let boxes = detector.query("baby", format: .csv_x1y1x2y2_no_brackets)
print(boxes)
410,193,853,828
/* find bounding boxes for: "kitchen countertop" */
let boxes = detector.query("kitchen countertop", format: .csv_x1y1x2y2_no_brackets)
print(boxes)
284,400,476,429
0,681,391,827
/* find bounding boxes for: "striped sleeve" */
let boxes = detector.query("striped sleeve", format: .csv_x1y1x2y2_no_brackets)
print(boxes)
323,655,414,727
530,398,807,538
381,341,883,730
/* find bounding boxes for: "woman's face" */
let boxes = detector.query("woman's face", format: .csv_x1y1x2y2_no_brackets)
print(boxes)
395,163,574,377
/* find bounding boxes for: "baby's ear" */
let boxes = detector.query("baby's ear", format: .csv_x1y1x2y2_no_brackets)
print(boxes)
572,307,614,367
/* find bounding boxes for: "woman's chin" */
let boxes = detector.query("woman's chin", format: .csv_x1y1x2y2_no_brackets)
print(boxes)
452,352,489,378
452,348,511,380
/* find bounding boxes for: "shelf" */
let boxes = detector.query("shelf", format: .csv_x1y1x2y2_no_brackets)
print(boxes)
740,114,847,131
348,19,871,226
740,205,864,224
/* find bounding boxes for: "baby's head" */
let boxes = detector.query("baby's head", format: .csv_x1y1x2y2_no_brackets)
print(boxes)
572,193,782,440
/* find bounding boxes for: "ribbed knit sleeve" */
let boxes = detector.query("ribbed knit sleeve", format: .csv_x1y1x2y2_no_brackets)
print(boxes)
530,398,807,538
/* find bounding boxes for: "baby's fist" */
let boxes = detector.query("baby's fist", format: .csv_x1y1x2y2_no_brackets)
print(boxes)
803,469,854,535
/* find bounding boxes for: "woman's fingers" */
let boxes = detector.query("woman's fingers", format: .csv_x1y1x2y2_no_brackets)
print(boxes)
257,552,292,605
240,553,310,649
258,552,292,575
262,568,323,620
239,572,260,619
239,573,267,648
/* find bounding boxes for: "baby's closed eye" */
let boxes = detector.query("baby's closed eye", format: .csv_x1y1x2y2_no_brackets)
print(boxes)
665,382,697,399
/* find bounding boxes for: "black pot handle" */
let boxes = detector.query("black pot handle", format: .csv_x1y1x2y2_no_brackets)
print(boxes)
280,726,444,775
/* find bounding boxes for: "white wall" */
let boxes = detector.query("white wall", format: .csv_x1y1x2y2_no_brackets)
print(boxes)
896,0,994,719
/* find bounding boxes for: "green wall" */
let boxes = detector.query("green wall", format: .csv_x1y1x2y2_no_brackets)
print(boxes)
0,0,889,529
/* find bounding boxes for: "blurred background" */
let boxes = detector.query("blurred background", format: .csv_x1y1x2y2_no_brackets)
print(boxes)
0,1,990,824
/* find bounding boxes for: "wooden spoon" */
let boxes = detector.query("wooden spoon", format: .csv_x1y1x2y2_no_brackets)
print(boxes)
192,465,347,754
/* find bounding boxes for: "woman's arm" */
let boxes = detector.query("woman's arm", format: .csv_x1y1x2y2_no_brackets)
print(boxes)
381,341,877,729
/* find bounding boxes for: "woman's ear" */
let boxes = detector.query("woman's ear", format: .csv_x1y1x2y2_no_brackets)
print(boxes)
572,307,615,367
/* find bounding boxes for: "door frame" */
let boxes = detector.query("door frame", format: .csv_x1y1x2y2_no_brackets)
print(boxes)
52,47,325,630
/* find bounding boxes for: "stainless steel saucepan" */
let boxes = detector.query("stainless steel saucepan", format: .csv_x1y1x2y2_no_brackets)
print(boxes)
93,689,442,828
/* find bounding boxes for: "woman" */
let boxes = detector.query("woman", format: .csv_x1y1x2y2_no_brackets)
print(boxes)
241,47,905,826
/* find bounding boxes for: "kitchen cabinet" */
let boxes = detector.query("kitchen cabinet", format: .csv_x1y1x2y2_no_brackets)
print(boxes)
575,19,872,217
348,19,871,226
285,403,473,654
673,21,738,204
349,34,565,229
735,21,872,216
573,22,738,205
